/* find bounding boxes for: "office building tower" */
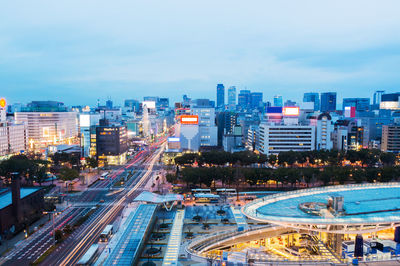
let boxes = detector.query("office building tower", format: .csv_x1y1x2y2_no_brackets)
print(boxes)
342,98,370,112
192,107,218,147
250,92,263,110
228,86,236,111
124,99,140,113
96,125,128,165
303,92,320,111
316,113,333,150
216,84,225,108
320,92,337,112
0,122,28,156
373,90,385,105
106,99,113,109
381,125,400,152
273,95,283,107
257,124,315,155
238,90,251,110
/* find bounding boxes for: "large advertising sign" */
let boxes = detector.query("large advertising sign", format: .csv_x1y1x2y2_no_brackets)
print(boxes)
267,106,283,114
344,106,356,118
79,114,90,127
168,137,180,142
283,107,300,116
180,115,199,125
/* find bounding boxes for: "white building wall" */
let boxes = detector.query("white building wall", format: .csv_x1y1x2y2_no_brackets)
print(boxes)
316,116,333,150
257,124,316,155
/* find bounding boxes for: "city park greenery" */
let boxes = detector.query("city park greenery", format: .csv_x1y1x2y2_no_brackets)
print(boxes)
168,149,400,189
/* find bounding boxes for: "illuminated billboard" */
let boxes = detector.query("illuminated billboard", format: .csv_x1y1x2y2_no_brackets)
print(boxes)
168,137,180,142
142,101,156,109
0,98,6,108
344,106,356,118
283,107,300,116
180,115,199,125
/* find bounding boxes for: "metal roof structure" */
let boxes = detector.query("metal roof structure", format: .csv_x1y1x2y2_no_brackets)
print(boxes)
134,191,183,203
162,209,185,266
242,183,400,234
103,204,157,265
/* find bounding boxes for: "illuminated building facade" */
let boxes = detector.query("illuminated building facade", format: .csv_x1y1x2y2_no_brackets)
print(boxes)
15,111,77,150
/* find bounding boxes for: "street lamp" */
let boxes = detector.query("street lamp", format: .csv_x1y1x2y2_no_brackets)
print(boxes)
43,210,58,246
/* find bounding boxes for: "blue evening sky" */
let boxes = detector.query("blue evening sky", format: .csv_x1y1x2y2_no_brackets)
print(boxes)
1,0,400,106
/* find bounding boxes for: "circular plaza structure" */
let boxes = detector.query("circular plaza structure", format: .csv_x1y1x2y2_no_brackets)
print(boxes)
186,183,400,265
242,182,400,234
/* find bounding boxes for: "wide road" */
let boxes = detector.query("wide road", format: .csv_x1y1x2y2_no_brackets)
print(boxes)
0,142,162,266
42,142,166,266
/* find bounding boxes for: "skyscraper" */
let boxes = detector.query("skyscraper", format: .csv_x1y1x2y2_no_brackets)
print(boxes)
250,92,263,110
273,95,283,107
320,92,337,112
228,86,236,111
238,90,251,110
216,84,225,109
303,92,320,111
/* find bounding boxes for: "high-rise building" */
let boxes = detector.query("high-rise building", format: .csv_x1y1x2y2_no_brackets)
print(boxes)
303,92,320,111
228,86,236,111
124,99,140,113
320,92,337,112
216,84,225,108
381,125,400,152
342,98,370,112
96,125,128,165
373,90,385,105
238,90,251,110
273,95,283,107
250,92,263,110
256,124,316,155
192,107,218,147
316,113,333,150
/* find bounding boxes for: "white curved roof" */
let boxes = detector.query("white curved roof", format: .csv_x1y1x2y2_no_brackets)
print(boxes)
134,191,183,203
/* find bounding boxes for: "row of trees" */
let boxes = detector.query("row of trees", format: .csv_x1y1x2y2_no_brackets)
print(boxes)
0,155,49,186
168,166,400,189
174,150,267,166
174,149,397,168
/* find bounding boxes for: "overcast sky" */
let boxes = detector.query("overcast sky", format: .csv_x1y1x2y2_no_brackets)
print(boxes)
1,0,400,106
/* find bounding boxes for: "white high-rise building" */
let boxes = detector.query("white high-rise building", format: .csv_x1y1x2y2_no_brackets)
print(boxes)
257,123,316,155
192,107,218,147
316,113,333,150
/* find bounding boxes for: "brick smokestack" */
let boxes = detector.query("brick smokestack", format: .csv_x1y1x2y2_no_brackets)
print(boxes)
11,172,22,224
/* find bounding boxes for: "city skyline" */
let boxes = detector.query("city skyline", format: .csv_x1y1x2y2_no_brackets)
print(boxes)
1,0,400,105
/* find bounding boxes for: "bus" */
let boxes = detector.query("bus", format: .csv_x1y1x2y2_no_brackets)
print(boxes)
216,188,237,195
99,172,109,180
99,224,113,242
191,188,211,194
194,193,220,203
77,244,99,265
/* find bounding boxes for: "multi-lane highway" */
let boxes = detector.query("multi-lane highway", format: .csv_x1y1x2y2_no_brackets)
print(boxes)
0,139,166,266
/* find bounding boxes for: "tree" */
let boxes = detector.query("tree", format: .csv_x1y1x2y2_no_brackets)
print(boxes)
268,154,277,166
86,157,98,169
58,167,79,181
166,173,177,184
380,152,396,167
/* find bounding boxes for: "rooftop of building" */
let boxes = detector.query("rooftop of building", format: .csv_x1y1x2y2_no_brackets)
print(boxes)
0,187,41,210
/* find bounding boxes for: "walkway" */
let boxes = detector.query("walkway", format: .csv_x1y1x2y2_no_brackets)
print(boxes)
162,209,185,266
230,206,249,231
